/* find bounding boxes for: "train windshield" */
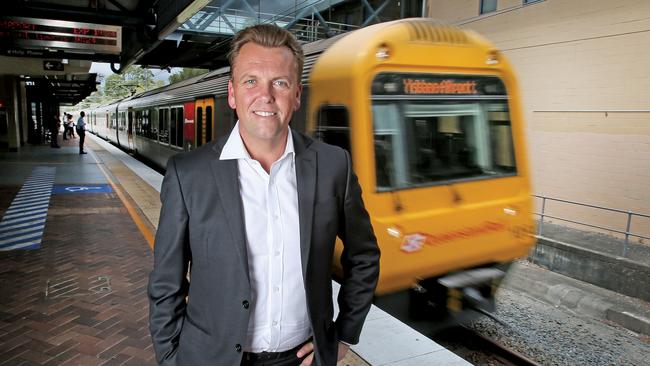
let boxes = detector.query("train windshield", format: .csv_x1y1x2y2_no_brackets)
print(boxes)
371,73,517,191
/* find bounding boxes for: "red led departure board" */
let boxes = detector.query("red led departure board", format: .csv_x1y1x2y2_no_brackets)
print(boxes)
0,17,121,54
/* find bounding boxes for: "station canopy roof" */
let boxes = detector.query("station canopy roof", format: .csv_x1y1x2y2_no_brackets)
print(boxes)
1,0,412,104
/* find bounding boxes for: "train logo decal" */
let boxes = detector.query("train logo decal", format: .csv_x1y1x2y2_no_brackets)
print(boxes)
400,221,506,253
401,233,427,253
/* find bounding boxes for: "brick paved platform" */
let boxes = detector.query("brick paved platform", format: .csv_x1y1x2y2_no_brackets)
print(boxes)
1,135,469,366
0,138,155,365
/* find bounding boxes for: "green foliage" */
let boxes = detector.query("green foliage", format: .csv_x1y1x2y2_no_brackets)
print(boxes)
103,65,156,100
169,68,210,84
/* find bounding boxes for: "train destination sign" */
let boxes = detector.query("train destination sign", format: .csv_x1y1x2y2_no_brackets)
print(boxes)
404,79,477,95
372,73,507,96
0,17,121,54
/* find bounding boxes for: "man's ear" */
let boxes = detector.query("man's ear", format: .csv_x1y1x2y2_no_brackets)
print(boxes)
228,79,236,109
294,84,303,111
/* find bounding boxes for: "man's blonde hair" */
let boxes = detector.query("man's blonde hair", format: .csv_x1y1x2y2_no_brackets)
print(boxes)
227,24,304,82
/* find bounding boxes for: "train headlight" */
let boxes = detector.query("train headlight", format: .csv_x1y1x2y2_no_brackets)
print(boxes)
376,44,391,61
486,50,500,65
503,207,517,216
387,226,402,238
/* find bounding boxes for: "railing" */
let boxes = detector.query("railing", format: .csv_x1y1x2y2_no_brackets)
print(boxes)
533,194,650,257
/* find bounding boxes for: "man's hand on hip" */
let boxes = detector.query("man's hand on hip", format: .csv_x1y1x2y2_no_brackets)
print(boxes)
296,341,350,365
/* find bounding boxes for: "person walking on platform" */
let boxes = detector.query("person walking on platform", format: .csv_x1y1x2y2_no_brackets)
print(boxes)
148,24,380,366
49,114,61,148
76,111,87,154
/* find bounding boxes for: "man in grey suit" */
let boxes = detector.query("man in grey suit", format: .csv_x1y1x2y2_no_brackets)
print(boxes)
148,24,380,366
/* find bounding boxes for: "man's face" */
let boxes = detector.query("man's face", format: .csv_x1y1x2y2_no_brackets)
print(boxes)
228,42,302,147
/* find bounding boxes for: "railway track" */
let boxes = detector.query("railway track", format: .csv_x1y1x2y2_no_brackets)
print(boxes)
432,325,542,366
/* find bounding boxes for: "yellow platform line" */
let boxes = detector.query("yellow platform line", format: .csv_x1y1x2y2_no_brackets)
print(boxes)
90,151,155,250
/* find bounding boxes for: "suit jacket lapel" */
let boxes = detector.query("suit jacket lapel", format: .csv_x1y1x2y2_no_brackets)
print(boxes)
294,132,316,278
210,140,250,282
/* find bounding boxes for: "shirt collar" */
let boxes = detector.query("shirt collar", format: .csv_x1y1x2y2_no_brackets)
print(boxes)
220,121,295,163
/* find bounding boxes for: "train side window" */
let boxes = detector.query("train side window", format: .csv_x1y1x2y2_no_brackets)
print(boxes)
135,110,142,136
171,107,183,148
127,111,133,135
150,109,158,140
291,85,309,133
206,106,213,143
196,107,203,147
170,107,177,147
121,112,127,132
158,108,169,144
215,97,233,138
142,109,150,139
315,105,350,152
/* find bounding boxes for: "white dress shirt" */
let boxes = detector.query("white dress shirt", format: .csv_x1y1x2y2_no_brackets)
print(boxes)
220,123,312,352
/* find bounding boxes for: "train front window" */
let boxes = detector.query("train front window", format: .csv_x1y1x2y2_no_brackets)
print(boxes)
371,74,517,191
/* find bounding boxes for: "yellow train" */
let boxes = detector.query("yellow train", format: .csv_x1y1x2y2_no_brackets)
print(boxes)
307,19,536,314
89,18,536,316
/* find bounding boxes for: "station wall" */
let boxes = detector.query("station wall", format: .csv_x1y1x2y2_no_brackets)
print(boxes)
427,0,650,242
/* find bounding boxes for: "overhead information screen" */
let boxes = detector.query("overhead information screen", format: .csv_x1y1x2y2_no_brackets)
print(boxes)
0,17,121,54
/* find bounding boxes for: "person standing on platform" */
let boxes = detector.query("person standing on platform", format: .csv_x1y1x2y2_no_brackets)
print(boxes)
49,114,61,148
67,114,75,139
148,24,380,366
76,111,87,154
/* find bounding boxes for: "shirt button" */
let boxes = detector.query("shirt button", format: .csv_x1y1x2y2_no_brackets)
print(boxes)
274,286,280,292
242,300,250,309
273,320,278,326
235,344,242,352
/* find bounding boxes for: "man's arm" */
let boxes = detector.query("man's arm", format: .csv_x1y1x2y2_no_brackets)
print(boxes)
335,149,381,344
148,157,191,364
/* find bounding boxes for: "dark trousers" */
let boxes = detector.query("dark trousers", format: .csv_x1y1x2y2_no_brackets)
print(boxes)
240,341,309,366
240,353,303,366
78,130,85,152
50,130,58,147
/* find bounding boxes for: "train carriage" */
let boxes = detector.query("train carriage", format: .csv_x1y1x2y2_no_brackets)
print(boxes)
306,19,535,316
88,18,536,318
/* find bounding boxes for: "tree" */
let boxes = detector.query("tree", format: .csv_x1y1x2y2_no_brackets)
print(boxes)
169,68,210,84
77,90,108,110
103,65,157,100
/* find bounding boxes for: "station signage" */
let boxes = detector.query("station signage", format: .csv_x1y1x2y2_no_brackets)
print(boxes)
43,60,63,71
0,17,121,54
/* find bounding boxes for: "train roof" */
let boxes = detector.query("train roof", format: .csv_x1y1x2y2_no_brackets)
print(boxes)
112,34,347,109
309,18,496,82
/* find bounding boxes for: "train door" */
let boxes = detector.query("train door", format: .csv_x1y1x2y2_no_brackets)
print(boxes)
183,102,195,150
194,97,214,147
127,108,135,150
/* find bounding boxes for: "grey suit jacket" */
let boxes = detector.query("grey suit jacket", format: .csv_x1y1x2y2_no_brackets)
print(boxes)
148,129,380,365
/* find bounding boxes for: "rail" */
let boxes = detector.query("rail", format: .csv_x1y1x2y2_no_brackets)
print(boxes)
533,194,650,257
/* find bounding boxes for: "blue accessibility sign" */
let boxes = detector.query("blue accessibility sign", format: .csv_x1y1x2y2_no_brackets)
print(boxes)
52,184,113,194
